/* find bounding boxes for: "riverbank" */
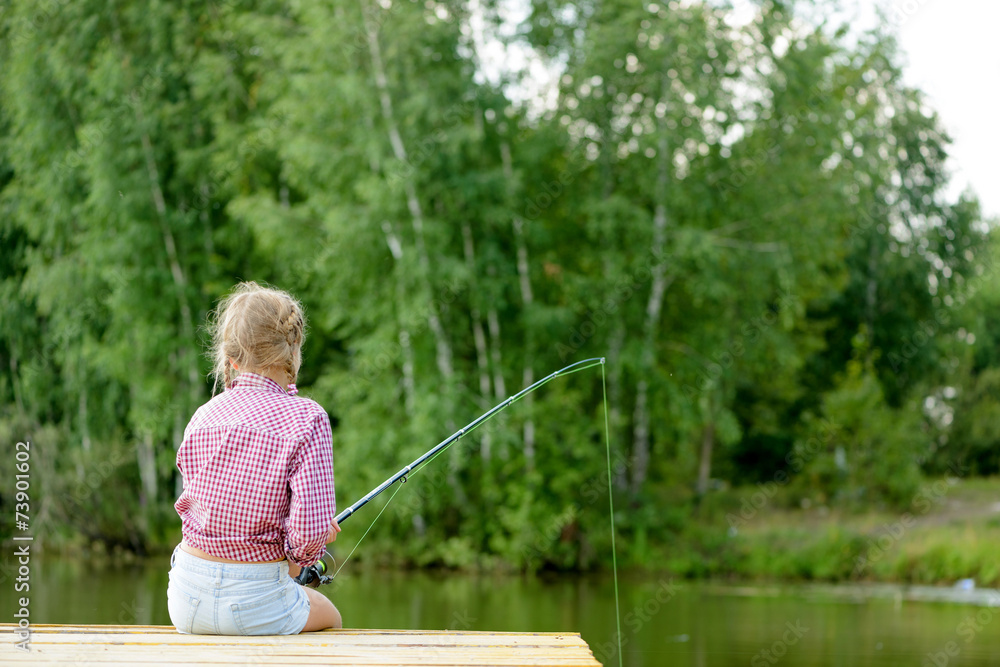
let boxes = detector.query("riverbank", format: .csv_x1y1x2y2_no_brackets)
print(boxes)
665,475,1000,587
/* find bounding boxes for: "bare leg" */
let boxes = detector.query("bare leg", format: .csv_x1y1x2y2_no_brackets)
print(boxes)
301,587,342,632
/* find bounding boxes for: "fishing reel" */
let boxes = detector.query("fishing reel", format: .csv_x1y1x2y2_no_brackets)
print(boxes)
293,552,336,588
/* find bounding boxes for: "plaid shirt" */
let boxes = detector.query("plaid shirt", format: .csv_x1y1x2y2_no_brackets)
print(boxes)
175,372,336,567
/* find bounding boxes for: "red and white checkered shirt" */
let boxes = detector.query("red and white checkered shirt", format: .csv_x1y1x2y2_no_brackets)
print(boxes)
174,372,336,567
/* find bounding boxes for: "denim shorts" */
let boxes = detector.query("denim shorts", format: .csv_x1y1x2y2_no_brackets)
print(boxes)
167,545,311,635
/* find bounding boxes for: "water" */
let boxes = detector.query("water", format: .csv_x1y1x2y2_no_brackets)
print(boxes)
6,556,1000,666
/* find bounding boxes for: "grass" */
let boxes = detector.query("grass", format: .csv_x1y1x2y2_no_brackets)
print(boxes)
660,476,1000,586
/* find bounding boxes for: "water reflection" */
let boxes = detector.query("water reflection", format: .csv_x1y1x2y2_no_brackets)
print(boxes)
6,557,1000,666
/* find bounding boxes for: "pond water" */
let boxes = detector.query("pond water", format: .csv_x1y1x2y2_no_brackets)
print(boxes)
5,555,1000,666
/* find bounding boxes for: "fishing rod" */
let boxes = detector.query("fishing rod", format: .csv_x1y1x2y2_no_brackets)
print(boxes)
294,357,604,587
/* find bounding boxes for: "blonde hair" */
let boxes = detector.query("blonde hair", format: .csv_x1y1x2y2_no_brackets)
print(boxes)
208,281,306,393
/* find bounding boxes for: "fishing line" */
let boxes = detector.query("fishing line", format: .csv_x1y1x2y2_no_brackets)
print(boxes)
322,356,624,664
329,481,404,581
602,360,624,667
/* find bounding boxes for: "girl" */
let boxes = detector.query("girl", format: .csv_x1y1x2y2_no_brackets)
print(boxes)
168,281,342,635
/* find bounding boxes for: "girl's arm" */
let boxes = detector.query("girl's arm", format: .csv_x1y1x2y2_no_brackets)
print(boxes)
285,410,337,567
287,519,340,580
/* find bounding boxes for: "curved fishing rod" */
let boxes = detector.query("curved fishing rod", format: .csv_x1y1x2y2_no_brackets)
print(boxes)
294,357,604,587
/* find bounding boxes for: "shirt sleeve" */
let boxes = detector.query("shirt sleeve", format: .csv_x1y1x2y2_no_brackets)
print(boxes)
284,408,337,567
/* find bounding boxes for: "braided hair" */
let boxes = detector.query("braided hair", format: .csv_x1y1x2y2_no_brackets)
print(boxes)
207,282,306,394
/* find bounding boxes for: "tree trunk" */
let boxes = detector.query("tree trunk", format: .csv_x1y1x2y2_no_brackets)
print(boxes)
137,429,158,507
364,2,454,384
485,295,507,401
10,355,24,417
865,235,879,362
631,377,651,495
380,221,417,416
137,119,201,410
630,102,674,495
696,417,715,497
461,222,493,460
79,387,91,453
500,140,534,463
201,179,215,261
381,219,421,531
174,401,185,499
484,296,508,458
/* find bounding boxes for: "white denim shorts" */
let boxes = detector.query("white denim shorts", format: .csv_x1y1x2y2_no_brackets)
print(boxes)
167,545,310,635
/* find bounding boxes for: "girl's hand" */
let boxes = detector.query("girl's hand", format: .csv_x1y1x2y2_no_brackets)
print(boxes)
326,518,341,543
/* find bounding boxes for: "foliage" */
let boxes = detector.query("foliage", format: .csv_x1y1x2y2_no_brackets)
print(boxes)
790,353,926,508
0,0,994,573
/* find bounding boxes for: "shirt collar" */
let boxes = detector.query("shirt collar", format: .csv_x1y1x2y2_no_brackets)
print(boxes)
230,372,299,396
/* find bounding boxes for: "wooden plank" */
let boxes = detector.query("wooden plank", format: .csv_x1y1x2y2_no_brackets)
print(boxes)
20,629,587,648
25,624,579,635
8,649,599,665
7,659,601,667
14,643,588,656
25,633,588,647
7,659,602,667
9,649,599,660
0,624,602,667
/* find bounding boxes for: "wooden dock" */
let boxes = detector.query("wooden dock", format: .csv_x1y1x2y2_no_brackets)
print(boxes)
0,624,602,666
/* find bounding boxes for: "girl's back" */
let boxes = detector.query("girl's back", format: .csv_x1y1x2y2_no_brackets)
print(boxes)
167,281,342,635
176,371,335,566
